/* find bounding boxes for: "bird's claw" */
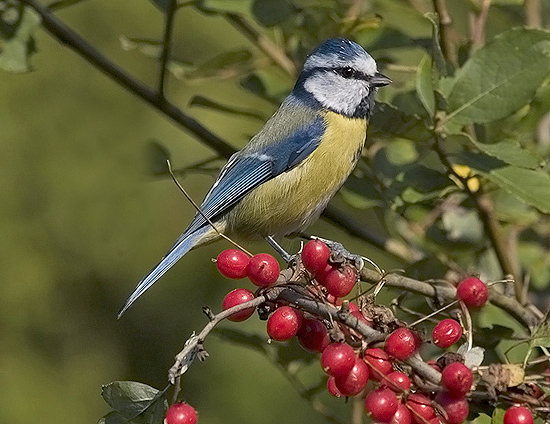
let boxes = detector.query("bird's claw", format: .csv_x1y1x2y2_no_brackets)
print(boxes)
311,237,364,270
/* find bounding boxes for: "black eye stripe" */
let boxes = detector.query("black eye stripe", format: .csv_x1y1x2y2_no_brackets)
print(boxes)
334,67,366,80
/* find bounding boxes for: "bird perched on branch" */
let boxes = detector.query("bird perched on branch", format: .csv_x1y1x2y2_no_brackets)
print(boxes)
119,38,390,317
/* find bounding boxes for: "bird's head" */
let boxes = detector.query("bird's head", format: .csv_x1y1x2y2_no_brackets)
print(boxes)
294,38,391,118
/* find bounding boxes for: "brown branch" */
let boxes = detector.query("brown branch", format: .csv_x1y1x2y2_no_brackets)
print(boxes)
21,0,237,159
525,0,543,28
158,0,178,97
358,268,540,329
432,0,458,66
225,14,298,78
469,0,491,50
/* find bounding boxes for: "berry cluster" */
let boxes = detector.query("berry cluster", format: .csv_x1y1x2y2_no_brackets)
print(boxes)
167,242,540,424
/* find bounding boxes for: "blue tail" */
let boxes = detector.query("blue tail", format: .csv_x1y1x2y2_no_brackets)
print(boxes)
117,226,211,318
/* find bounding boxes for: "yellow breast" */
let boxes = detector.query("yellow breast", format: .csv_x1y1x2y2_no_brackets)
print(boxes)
227,111,367,238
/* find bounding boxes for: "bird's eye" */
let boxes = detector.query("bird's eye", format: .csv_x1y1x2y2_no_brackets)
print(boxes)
339,67,355,78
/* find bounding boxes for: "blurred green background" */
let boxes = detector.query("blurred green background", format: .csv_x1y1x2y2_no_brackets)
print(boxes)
0,2,400,423
2,1,550,423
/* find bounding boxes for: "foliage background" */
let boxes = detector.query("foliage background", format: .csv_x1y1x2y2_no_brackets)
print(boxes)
0,1,549,424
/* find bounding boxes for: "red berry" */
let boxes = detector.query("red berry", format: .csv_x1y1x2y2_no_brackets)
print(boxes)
321,343,356,377
247,253,280,287
165,402,198,424
432,319,462,348
441,362,473,397
351,310,372,326
365,388,399,423
315,263,335,285
349,302,360,312
381,371,411,392
435,392,469,424
267,306,302,341
222,288,256,322
364,348,393,380
406,394,436,424
456,277,488,308
390,404,412,424
216,249,249,279
385,328,419,360
334,357,370,396
504,406,534,424
302,240,330,273
297,318,330,352
324,266,356,297
327,376,343,398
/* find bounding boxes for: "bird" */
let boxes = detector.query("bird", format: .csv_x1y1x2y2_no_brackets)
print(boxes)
118,38,391,318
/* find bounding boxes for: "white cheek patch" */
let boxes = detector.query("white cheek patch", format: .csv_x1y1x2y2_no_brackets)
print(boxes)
304,72,368,116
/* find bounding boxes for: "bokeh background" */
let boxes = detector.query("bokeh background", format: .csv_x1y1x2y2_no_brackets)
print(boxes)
1,1,549,423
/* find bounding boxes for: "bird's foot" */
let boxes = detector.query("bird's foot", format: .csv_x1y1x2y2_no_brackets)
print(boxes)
310,236,364,270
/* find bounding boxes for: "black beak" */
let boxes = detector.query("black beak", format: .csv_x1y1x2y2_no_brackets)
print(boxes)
369,72,392,87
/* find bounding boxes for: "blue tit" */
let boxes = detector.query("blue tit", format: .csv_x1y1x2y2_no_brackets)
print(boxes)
118,38,390,317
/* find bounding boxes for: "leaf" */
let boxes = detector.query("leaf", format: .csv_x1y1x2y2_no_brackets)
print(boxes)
458,133,542,169
0,4,41,73
369,103,431,141
147,0,173,12
197,0,253,15
101,381,166,422
98,411,128,424
189,95,265,120
252,0,294,27
441,207,484,245
424,13,448,76
453,151,550,213
187,48,253,79
416,55,435,116
491,407,506,424
445,28,550,131
530,316,550,349
457,344,485,368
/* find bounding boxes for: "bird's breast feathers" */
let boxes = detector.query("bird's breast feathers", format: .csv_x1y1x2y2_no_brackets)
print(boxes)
227,111,367,238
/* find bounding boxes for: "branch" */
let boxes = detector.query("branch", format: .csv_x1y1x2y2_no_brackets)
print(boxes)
525,0,543,28
432,0,458,66
21,0,237,159
158,0,178,97
225,14,298,78
469,0,491,50
358,268,540,329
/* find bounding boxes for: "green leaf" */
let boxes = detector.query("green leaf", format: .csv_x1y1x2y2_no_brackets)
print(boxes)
530,316,550,349
197,0,253,15
424,13,448,76
252,0,294,27
147,0,173,12
0,4,41,73
101,381,166,422
416,55,435,117
441,207,484,245
454,151,550,213
491,407,506,424
188,48,253,78
98,411,128,424
189,95,265,120
369,103,431,141
469,139,541,170
445,28,550,131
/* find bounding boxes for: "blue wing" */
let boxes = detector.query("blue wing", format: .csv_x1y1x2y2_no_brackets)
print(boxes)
118,110,325,317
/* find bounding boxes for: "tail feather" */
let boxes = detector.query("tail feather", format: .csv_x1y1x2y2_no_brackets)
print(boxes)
117,226,210,318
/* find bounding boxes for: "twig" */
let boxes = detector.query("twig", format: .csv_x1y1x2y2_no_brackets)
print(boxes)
432,139,523,302
22,0,404,265
525,0,543,28
158,0,178,98
225,14,298,78
432,0,458,66
358,268,540,329
21,0,237,159
168,294,268,383
470,0,491,50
